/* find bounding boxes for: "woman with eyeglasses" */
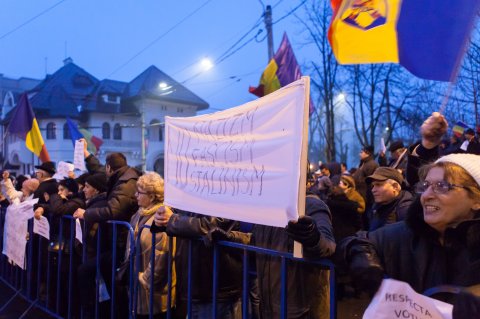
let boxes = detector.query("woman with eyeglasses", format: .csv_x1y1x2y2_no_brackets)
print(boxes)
125,172,176,319
337,112,480,318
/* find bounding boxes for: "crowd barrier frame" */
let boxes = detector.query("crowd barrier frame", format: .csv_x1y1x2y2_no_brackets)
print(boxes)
0,208,338,319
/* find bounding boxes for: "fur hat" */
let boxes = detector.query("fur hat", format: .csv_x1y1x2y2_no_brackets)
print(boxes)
86,173,107,193
341,175,356,189
436,153,480,188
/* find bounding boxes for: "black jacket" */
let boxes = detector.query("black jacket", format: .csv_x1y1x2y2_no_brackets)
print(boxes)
338,198,480,294
46,193,85,241
33,178,58,208
80,193,108,259
367,189,413,231
251,194,336,319
151,210,242,302
84,155,140,224
326,192,361,241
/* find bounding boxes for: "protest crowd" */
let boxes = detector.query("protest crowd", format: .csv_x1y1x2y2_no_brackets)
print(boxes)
1,112,480,319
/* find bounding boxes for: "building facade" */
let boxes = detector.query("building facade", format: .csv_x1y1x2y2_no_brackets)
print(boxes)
0,58,209,176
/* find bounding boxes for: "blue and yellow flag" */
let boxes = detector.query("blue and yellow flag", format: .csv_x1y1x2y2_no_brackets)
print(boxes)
7,94,50,162
328,0,480,81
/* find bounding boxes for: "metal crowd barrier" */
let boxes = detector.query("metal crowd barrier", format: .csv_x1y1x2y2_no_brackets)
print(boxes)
0,208,338,319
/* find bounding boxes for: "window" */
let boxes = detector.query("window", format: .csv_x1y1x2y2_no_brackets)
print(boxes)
159,127,163,141
63,123,70,139
102,122,111,139
113,123,122,140
46,122,56,140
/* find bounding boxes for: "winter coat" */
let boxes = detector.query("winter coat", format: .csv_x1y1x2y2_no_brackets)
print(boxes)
33,178,58,208
129,211,175,315
80,193,108,259
151,210,242,303
46,193,86,241
367,189,414,231
338,197,480,294
327,193,361,241
83,155,141,252
345,189,365,214
251,194,336,319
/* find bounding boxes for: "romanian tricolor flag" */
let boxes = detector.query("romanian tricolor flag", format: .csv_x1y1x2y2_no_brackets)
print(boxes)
249,33,314,114
7,94,50,162
452,121,469,138
66,117,103,155
328,0,480,81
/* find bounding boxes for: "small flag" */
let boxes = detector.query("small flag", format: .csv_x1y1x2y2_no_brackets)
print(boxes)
66,117,103,155
249,33,314,115
328,0,480,81
7,94,50,162
452,121,469,137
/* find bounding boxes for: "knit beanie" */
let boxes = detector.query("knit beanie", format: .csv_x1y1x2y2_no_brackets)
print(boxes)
22,178,40,193
435,154,480,188
86,173,107,193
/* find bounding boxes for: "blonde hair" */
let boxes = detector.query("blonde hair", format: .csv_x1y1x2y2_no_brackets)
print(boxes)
136,172,164,203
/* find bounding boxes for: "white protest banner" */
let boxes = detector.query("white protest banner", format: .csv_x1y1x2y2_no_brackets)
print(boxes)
164,77,310,227
33,216,50,240
75,218,83,244
2,198,38,269
74,140,86,171
363,279,453,319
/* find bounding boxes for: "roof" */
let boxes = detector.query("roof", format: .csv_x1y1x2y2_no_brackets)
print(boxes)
29,61,99,119
123,65,209,110
2,60,209,121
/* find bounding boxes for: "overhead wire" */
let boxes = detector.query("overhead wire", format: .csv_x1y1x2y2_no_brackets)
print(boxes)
0,0,68,41
106,0,213,78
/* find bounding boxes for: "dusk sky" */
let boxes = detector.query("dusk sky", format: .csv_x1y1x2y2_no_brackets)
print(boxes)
0,0,316,113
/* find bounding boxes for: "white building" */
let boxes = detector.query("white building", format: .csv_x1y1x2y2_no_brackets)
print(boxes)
0,58,209,176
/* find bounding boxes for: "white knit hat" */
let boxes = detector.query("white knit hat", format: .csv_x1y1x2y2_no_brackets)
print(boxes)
435,153,480,187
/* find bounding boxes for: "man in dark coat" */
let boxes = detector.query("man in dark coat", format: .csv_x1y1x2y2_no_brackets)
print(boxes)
73,139,141,318
33,161,58,206
151,207,243,318
205,193,336,319
366,167,413,231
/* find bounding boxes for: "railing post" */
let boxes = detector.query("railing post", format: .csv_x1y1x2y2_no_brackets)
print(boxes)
212,243,219,319
67,217,75,319
187,240,192,319
242,249,249,319
56,218,64,313
149,230,156,319
166,236,173,319
111,224,117,319
26,218,34,299
280,256,287,319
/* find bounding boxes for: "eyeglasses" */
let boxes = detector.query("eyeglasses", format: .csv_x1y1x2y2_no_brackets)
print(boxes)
135,190,148,196
415,180,465,194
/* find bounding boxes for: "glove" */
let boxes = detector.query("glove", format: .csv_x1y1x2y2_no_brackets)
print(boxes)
350,263,384,297
453,292,480,319
203,227,233,247
285,216,320,247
